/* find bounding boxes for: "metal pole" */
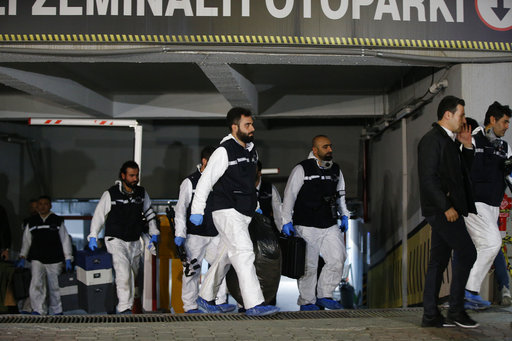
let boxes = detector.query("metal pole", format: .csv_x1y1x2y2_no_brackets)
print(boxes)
401,118,408,308
363,139,369,222
133,125,143,180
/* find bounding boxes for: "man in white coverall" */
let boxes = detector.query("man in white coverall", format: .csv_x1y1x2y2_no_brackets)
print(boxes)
189,107,279,316
174,146,235,313
17,195,73,315
281,135,349,311
88,161,159,314
464,102,512,308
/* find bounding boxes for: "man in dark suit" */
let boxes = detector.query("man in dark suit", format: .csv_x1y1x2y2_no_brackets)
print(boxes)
418,95,478,328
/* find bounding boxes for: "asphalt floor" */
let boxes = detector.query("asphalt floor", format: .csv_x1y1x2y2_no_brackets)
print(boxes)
0,306,511,341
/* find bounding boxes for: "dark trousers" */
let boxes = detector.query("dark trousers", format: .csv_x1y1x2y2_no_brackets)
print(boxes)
494,249,510,291
423,214,476,316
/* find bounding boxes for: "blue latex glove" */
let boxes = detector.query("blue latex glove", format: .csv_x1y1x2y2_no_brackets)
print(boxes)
148,235,159,250
339,215,349,232
189,214,203,226
255,208,263,214
174,236,186,247
88,237,97,251
282,222,295,237
65,259,73,272
16,258,25,268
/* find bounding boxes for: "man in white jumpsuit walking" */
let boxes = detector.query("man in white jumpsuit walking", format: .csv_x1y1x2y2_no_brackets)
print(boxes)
281,135,349,311
17,195,73,315
174,146,235,313
88,161,160,314
190,107,279,316
464,102,512,308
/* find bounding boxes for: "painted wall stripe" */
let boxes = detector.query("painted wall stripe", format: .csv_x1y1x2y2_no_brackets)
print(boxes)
0,33,510,51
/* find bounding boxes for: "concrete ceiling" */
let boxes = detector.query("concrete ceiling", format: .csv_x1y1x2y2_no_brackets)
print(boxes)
0,44,488,121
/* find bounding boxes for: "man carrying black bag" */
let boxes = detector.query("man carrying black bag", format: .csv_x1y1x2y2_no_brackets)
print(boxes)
282,135,349,311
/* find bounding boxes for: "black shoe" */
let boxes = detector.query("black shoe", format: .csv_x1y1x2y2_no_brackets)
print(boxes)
446,311,479,328
421,314,455,328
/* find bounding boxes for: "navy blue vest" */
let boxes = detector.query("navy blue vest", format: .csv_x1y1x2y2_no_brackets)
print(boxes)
471,131,508,206
212,138,258,217
258,181,274,222
186,170,218,236
293,159,340,228
27,213,65,264
105,184,147,241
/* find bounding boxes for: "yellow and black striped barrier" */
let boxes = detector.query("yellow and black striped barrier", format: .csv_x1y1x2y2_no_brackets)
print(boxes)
0,33,510,52
367,220,453,308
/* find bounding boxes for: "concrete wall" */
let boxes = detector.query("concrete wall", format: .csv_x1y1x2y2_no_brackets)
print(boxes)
368,65,463,264
462,63,512,143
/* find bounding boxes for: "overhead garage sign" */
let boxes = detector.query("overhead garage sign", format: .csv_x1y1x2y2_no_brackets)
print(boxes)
0,0,511,51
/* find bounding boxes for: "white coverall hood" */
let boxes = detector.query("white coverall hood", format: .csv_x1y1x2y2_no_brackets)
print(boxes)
308,151,334,169
472,125,484,135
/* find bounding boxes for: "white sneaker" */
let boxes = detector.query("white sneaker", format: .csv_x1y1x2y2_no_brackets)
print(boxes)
501,287,511,307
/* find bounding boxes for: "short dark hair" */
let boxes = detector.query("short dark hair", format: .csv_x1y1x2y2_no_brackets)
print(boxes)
465,117,479,133
38,195,51,202
119,160,139,179
200,146,216,162
312,135,329,148
226,107,252,132
484,101,512,126
437,95,465,121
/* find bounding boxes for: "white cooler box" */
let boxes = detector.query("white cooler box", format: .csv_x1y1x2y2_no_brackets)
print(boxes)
77,266,113,286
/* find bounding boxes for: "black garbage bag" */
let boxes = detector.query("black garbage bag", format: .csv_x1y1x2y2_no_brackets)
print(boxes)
11,267,31,300
226,214,281,307
340,280,355,309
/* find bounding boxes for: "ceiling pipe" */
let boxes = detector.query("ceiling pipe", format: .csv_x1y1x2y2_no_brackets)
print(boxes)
0,46,511,64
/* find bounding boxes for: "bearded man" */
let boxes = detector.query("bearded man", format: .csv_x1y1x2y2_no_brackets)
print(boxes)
189,107,279,316
88,160,159,314
281,135,350,311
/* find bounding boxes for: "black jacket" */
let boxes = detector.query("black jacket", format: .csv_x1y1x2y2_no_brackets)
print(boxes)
418,123,476,217
471,130,508,206
185,170,217,237
211,138,258,216
292,158,340,228
105,185,146,241
26,213,65,264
